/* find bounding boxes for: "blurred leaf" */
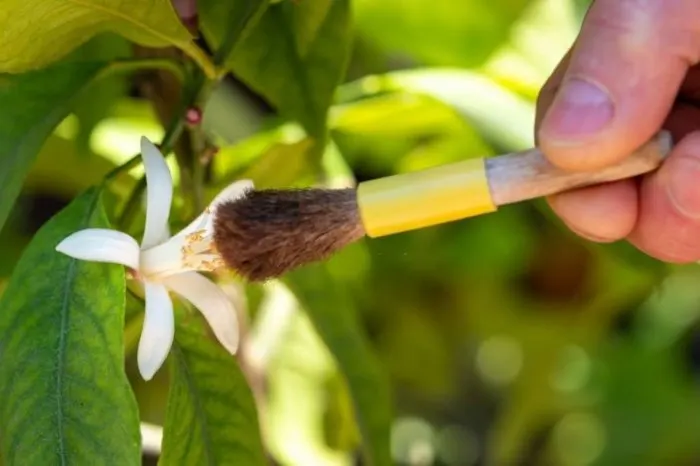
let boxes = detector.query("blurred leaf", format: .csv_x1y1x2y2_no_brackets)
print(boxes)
482,0,579,98
290,0,333,56
330,90,493,177
238,137,316,188
0,0,193,73
224,0,353,148
476,243,658,465
23,135,126,198
572,0,592,21
0,61,110,233
209,124,316,197
339,69,535,152
324,373,362,451
199,0,269,60
0,188,140,464
286,262,393,466
322,139,356,187
387,69,536,151
159,306,266,466
331,92,469,138
210,123,320,194
65,33,133,154
354,0,533,68
592,341,700,466
0,204,28,279
212,125,299,182
262,292,354,465
377,309,455,398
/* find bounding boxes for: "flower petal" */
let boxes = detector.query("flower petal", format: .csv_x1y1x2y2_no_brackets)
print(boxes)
163,272,239,354
140,137,173,249
175,179,254,238
56,228,140,269
138,282,175,381
139,239,186,280
139,180,255,279
210,179,254,209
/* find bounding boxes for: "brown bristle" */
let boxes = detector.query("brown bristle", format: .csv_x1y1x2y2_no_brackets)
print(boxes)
212,188,366,281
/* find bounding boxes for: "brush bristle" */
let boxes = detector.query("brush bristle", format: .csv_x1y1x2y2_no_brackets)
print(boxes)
212,187,366,281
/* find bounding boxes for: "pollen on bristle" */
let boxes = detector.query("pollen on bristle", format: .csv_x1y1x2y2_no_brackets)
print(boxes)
212,188,365,281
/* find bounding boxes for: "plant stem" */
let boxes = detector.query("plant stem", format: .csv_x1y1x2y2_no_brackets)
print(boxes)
180,42,220,80
112,18,247,228
190,126,207,212
211,0,268,67
118,177,147,228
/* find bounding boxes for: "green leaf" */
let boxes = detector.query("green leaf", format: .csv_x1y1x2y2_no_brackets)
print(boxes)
0,188,140,465
480,0,580,98
65,33,134,155
207,0,352,146
0,61,108,234
208,123,317,196
0,0,193,73
285,262,393,466
159,306,267,465
354,0,532,68
199,0,269,60
592,340,700,465
340,69,536,152
238,137,316,188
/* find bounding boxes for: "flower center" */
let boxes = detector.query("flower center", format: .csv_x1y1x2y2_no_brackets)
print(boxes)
139,228,225,280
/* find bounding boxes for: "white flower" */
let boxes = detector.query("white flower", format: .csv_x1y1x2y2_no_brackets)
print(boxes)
56,137,252,380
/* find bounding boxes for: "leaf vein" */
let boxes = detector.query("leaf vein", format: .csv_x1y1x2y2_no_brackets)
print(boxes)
55,189,100,466
65,0,189,47
173,344,217,466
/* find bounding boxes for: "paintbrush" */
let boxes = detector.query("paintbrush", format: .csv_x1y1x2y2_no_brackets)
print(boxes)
212,131,672,281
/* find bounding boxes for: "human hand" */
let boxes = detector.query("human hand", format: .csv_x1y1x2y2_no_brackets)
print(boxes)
535,0,700,262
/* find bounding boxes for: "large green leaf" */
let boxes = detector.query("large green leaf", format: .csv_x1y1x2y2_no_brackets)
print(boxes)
340,69,536,152
237,137,316,188
199,0,269,58
66,33,134,155
0,61,109,234
354,0,532,68
285,262,393,466
207,0,352,146
159,306,267,465
0,188,140,465
0,0,193,73
593,342,700,466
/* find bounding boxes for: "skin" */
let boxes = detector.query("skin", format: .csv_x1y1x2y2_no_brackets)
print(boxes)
536,0,700,262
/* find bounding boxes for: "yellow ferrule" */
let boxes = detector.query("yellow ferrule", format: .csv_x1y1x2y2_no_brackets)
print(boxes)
356,158,497,237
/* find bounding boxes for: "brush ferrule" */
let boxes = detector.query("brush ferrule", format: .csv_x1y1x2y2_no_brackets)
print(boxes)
356,158,497,237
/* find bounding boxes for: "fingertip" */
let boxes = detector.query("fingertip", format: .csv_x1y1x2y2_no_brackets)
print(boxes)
547,180,638,242
535,76,632,172
665,132,700,220
628,130,700,262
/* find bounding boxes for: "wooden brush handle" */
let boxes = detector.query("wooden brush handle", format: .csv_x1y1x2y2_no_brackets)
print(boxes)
485,131,673,206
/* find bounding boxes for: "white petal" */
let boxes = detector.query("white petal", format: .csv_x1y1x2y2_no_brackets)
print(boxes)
163,272,239,354
175,179,254,238
138,282,175,381
56,229,140,269
139,239,185,280
140,137,173,249
210,179,254,209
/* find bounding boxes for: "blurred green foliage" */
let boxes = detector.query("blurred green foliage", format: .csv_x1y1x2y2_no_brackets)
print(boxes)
2,0,700,465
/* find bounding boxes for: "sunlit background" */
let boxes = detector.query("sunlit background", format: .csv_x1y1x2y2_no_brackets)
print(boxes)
3,0,700,465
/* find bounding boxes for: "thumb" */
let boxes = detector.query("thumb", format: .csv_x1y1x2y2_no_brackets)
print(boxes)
537,0,700,171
